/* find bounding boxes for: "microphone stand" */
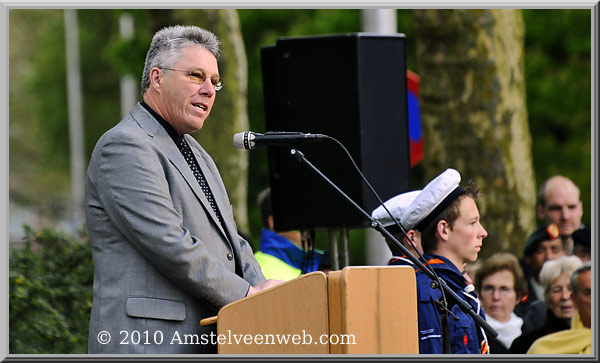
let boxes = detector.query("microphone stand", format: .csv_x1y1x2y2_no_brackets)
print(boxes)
287,148,498,352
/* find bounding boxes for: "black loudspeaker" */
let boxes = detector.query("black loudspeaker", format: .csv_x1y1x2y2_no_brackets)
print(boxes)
261,33,410,231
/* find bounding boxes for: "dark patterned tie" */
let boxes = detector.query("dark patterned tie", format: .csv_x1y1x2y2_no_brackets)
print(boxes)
176,137,224,228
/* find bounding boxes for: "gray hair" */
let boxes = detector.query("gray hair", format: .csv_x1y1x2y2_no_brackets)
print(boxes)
141,25,221,94
539,255,582,302
570,261,591,297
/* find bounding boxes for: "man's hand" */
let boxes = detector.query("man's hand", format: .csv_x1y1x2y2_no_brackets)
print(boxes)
247,279,285,296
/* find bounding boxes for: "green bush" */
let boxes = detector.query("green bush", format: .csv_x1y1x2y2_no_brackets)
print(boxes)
9,225,93,354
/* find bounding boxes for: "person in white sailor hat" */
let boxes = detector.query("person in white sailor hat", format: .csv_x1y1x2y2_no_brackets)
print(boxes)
405,168,491,354
371,190,423,265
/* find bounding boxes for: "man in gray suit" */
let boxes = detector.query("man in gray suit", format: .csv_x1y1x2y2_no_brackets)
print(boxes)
86,25,281,354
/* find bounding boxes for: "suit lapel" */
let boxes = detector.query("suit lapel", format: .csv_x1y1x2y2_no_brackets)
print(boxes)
179,135,231,241
189,140,239,244
189,142,245,276
130,104,230,242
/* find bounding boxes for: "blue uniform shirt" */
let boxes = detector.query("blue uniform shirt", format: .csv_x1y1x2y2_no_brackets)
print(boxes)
412,254,489,354
389,254,416,267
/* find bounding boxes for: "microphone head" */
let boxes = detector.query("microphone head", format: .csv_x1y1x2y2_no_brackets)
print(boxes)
233,131,255,150
233,132,246,149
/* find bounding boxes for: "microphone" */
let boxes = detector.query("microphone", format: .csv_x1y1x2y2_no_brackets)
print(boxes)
233,131,327,150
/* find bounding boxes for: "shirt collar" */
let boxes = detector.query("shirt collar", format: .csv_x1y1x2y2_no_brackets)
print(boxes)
141,101,183,143
424,253,470,287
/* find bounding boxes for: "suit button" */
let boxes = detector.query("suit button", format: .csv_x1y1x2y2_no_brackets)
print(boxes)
227,253,233,261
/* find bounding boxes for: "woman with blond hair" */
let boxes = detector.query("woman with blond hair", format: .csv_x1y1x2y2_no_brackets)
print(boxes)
508,255,582,353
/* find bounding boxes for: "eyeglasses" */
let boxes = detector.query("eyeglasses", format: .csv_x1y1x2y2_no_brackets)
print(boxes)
160,67,223,91
481,286,514,296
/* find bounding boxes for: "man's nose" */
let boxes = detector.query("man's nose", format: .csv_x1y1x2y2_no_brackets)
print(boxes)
199,79,216,96
478,222,488,239
544,250,555,261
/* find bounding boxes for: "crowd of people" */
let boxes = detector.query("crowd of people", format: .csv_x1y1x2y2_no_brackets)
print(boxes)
83,24,591,355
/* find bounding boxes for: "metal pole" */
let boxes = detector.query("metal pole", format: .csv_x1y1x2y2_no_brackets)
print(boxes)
119,12,137,117
341,227,350,267
64,9,85,234
362,9,397,33
362,9,397,265
328,229,340,271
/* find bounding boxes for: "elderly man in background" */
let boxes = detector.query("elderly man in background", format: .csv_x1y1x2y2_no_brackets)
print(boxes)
537,175,584,254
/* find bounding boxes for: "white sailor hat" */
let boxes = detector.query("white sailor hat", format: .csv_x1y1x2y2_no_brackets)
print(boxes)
401,168,462,231
371,190,422,232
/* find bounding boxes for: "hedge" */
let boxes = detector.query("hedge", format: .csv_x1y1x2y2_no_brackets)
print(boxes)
9,225,93,354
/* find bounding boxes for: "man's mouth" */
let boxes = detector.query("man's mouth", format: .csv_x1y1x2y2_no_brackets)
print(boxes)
192,103,207,111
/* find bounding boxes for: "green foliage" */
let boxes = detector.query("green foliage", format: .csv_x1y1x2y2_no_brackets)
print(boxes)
9,226,93,354
77,10,134,159
102,20,149,77
9,10,145,213
9,10,73,213
23,11,70,173
522,9,591,226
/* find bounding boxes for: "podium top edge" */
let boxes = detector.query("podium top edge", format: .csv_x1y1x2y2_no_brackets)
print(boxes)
341,265,416,271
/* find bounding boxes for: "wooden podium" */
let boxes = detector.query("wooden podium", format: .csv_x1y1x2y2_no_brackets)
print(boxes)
202,266,418,354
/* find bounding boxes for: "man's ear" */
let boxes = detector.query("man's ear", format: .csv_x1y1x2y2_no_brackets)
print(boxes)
149,67,163,92
437,220,450,242
536,205,544,220
267,215,275,231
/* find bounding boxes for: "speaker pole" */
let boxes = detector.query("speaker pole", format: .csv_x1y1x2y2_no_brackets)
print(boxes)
328,229,340,271
341,228,350,267
362,9,399,266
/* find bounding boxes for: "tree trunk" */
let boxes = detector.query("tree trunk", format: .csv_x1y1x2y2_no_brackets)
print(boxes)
149,9,250,233
412,9,536,257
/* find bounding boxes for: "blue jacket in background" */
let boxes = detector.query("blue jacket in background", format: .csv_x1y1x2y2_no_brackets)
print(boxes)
254,229,323,280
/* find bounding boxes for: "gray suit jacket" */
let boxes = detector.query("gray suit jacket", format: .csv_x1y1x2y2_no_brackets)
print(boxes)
85,103,265,353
